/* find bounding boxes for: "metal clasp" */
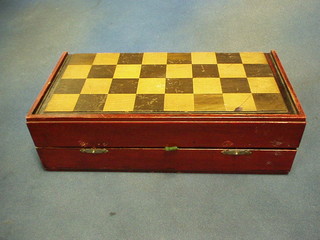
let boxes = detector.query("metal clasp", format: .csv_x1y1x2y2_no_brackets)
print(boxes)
80,148,108,154
221,149,252,156
164,146,179,151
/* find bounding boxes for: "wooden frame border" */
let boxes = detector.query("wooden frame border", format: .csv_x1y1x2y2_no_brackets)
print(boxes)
270,50,305,117
26,52,69,118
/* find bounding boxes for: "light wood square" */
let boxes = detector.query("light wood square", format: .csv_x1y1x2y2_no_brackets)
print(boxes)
194,94,225,111
93,53,120,65
45,94,79,111
164,94,194,111
191,52,217,64
113,65,141,78
218,64,246,78
103,94,136,111
62,65,91,79
137,78,166,94
142,52,167,64
80,78,112,94
248,77,280,93
193,78,222,94
223,93,256,111
166,64,192,78
240,52,268,64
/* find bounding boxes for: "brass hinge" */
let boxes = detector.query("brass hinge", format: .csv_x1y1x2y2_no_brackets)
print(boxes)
80,148,108,154
221,149,252,156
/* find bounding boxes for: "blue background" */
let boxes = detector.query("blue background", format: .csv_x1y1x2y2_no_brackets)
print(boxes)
1,0,319,239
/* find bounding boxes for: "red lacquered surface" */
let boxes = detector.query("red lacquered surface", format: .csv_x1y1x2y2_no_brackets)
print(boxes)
28,121,305,148
37,148,296,174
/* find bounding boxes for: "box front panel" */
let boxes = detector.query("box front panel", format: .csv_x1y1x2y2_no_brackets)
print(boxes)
28,121,305,148
37,148,296,173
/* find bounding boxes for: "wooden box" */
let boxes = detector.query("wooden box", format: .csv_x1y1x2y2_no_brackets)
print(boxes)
26,51,306,173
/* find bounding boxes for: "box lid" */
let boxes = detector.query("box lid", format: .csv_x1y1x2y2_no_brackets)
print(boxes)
27,51,305,122
26,51,306,148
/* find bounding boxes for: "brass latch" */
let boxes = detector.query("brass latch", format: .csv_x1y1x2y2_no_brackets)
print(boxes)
80,148,108,154
221,149,252,156
164,146,179,151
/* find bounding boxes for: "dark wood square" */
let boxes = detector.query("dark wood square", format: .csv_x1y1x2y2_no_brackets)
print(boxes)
244,64,274,77
140,65,166,78
221,78,251,93
253,93,288,111
134,94,165,111
118,53,143,64
68,54,96,65
167,53,192,64
74,94,107,111
54,79,85,94
216,53,242,63
109,79,139,94
88,65,116,78
166,78,193,93
192,64,219,77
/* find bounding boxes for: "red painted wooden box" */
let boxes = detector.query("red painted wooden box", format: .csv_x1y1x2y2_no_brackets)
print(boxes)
26,51,306,173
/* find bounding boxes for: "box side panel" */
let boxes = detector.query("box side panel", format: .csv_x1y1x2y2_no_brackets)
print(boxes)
28,121,305,148
37,148,296,174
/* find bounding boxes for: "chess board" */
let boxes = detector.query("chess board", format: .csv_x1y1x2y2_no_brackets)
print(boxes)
39,52,290,114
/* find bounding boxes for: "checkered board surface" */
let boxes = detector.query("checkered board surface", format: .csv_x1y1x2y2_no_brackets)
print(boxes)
40,52,289,113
